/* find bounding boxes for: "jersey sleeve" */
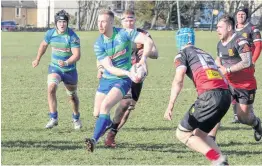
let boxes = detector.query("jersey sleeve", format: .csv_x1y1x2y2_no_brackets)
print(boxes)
44,29,52,44
174,53,187,69
94,40,107,61
70,32,80,48
251,26,262,42
236,38,252,54
125,28,139,42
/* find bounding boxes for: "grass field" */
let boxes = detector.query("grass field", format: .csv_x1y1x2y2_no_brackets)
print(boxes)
1,31,262,165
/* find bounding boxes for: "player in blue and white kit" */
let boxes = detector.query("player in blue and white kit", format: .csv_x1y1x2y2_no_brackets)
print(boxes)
32,10,82,130
84,9,154,152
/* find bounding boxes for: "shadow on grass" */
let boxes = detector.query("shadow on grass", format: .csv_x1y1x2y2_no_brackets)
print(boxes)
2,140,185,154
2,140,84,150
219,126,252,131
121,127,174,132
107,142,187,153
224,149,262,155
218,141,261,147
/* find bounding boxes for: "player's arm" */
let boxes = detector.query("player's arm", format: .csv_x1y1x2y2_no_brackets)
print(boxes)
164,53,187,121
99,56,130,77
149,41,158,59
251,27,262,63
32,40,49,68
164,66,186,121
215,57,222,68
59,34,81,67
167,67,186,110
96,60,104,79
97,60,105,72
66,47,81,65
95,42,130,77
133,31,154,64
227,40,252,73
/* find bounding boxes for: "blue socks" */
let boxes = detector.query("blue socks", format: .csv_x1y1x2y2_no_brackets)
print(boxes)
72,113,80,120
93,114,111,142
49,112,58,119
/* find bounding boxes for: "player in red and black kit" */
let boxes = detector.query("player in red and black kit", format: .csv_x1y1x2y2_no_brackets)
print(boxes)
164,28,230,165
231,7,262,123
98,10,158,148
216,15,262,141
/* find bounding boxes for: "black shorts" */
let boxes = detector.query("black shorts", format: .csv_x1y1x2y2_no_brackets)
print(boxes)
180,89,231,133
123,82,143,101
229,86,256,105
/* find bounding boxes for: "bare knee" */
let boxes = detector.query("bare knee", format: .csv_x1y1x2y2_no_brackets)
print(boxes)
119,99,132,111
48,84,57,95
176,126,194,145
67,90,78,101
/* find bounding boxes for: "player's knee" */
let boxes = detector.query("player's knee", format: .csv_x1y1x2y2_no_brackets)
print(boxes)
48,84,57,95
176,126,193,145
47,77,59,87
127,104,135,111
100,102,111,113
66,89,77,97
119,99,132,110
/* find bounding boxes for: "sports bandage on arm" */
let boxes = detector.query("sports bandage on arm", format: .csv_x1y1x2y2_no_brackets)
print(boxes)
229,52,252,73
252,41,262,63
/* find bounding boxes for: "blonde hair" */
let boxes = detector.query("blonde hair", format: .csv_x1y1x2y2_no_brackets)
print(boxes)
99,9,114,20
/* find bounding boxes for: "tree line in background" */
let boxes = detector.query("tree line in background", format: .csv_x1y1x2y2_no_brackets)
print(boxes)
69,0,262,31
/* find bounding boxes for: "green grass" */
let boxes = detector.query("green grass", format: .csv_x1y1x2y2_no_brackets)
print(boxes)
2,31,262,165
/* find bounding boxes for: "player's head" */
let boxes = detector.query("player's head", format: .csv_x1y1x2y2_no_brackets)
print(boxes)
217,15,235,41
176,28,195,50
55,10,69,33
97,9,114,35
236,6,249,24
121,10,136,29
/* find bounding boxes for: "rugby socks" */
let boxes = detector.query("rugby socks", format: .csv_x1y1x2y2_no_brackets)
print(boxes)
111,123,120,133
49,112,58,119
72,112,80,120
93,114,111,142
206,149,220,161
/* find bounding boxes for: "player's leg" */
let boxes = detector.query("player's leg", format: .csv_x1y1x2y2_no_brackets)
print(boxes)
46,66,62,129
85,78,131,152
104,98,132,148
234,89,262,141
176,90,230,164
63,69,81,129
207,122,220,141
231,99,240,123
118,82,142,130
105,82,142,147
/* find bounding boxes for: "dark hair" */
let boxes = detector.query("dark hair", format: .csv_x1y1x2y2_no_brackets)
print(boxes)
55,10,69,24
99,9,114,19
219,14,235,29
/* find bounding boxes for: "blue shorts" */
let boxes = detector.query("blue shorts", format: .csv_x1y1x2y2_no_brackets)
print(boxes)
97,77,132,96
48,65,78,85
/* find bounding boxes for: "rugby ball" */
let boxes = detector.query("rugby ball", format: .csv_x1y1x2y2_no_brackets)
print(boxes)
130,63,147,83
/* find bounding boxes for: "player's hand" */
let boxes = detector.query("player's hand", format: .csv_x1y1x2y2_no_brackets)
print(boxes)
32,59,39,68
137,49,144,57
164,108,173,121
125,71,132,78
219,66,227,75
97,70,103,79
58,60,68,67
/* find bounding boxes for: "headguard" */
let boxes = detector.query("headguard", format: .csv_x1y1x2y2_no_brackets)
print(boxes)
55,10,69,26
176,28,195,50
